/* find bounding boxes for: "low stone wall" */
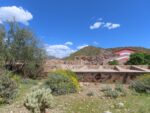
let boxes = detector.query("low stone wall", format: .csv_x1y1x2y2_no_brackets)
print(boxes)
76,72,144,84
44,62,150,84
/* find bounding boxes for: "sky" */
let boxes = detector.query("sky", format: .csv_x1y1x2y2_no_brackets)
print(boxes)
0,0,150,58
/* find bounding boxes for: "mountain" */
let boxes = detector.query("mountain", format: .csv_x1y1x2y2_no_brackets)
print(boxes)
65,46,113,60
65,46,150,60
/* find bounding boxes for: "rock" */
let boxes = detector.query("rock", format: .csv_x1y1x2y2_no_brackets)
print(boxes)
118,102,124,108
83,83,89,86
103,110,112,113
101,97,105,99
80,83,84,87
110,105,115,108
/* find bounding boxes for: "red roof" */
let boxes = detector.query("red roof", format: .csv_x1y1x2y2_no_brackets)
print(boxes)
114,48,136,53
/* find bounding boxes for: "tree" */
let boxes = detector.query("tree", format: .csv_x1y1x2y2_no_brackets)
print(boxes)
0,22,45,78
126,53,150,65
0,25,5,67
144,54,150,65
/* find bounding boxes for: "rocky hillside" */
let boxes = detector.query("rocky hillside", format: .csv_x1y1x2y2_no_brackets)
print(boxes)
65,46,113,60
65,46,150,60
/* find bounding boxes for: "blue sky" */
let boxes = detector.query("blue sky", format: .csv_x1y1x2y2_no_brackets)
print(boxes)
0,0,150,58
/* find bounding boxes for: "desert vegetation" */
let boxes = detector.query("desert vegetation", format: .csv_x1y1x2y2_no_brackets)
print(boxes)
0,71,149,113
0,76,149,113
0,22,150,113
126,53,150,65
108,60,119,65
130,74,150,93
0,22,45,78
0,71,18,104
24,88,54,113
44,70,79,95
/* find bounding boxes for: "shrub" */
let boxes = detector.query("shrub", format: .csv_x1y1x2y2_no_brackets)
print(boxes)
101,84,126,98
115,84,127,96
54,70,79,89
115,84,124,92
45,70,79,95
54,70,78,80
9,74,22,84
101,85,112,92
87,91,95,97
104,90,119,99
126,53,150,65
108,60,119,65
21,78,38,85
0,75,18,104
130,74,150,94
24,88,54,113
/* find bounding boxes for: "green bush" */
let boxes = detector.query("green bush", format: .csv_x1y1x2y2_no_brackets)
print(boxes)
108,60,119,65
45,70,79,95
9,74,22,84
115,84,127,96
130,74,150,94
115,84,124,92
104,90,119,99
101,85,112,92
126,53,150,65
86,91,95,97
101,84,126,98
24,88,54,113
0,75,18,104
54,70,78,80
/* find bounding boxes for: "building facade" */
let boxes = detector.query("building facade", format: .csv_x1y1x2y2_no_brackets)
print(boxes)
112,49,136,64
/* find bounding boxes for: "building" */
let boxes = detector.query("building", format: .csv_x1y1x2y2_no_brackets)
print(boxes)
111,49,136,64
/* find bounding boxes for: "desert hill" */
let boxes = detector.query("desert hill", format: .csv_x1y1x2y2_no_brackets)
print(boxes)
65,46,150,60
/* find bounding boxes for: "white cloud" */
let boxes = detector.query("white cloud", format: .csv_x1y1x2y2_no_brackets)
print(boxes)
104,22,120,30
44,43,90,58
0,6,33,25
90,22,103,30
77,44,89,49
65,41,73,46
44,44,76,58
89,19,120,30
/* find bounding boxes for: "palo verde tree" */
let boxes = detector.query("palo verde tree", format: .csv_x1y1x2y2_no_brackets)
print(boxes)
0,22,45,78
